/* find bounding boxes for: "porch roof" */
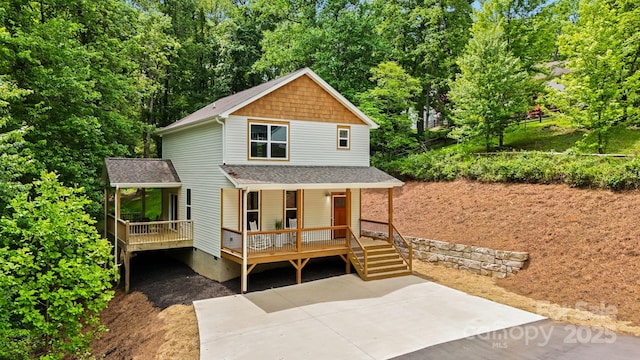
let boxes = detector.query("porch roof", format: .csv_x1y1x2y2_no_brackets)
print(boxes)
219,165,403,191
103,158,181,188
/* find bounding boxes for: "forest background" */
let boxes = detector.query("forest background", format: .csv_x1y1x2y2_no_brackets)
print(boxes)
1,0,639,358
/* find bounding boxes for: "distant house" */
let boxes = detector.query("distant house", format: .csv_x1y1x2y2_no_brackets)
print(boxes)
103,68,410,293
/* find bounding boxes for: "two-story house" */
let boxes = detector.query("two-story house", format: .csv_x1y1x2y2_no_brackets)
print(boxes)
103,68,411,293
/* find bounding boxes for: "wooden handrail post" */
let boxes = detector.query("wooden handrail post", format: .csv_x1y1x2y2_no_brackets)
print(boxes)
409,243,413,271
388,188,393,244
364,250,368,278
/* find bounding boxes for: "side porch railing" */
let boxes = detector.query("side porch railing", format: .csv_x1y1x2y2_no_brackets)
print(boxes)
106,214,194,246
360,219,413,272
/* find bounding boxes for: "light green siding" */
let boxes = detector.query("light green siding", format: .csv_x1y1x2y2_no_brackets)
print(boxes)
225,116,370,166
162,122,232,257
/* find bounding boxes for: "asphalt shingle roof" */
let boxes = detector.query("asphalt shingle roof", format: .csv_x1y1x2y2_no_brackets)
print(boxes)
103,158,181,187
219,165,402,189
160,69,308,132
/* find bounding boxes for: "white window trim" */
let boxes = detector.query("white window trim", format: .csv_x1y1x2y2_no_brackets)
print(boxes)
249,122,289,160
337,126,350,150
285,190,297,228
246,191,260,230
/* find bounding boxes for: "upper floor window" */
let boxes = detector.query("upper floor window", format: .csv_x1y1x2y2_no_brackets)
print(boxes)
337,126,350,150
250,122,289,160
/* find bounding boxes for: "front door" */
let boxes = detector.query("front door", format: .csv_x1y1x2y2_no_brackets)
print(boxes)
332,194,347,239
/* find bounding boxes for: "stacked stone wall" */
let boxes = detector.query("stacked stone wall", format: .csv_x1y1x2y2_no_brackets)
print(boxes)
361,230,528,278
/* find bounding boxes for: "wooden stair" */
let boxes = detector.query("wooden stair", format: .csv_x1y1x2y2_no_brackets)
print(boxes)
350,243,412,281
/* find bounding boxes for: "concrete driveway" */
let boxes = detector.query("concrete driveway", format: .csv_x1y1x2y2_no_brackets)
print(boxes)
194,274,545,359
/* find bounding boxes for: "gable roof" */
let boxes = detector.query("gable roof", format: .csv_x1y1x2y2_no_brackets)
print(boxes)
158,68,377,135
219,165,403,191
103,158,181,188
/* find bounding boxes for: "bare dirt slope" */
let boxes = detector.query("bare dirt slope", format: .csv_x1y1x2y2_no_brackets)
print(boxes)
362,181,640,327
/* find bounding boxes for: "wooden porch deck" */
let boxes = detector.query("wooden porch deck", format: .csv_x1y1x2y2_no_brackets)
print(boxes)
106,215,194,252
221,223,412,291
106,215,194,292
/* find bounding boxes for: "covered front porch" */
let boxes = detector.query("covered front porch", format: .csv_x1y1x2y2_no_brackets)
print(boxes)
218,165,411,292
103,158,194,292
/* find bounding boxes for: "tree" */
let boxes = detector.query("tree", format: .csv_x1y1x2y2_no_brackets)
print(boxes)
358,62,421,162
253,0,387,100
0,77,39,215
376,0,473,139
448,22,530,151
0,172,116,359
475,0,558,72
0,0,145,215
557,0,628,153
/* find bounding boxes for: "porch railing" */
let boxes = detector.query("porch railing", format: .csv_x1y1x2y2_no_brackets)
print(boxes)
347,227,368,278
106,214,193,246
222,226,349,255
360,219,413,272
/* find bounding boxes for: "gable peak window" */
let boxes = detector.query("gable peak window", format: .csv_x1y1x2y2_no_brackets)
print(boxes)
250,122,289,160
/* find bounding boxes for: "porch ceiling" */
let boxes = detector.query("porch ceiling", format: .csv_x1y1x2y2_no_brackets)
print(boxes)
103,158,182,188
219,165,403,191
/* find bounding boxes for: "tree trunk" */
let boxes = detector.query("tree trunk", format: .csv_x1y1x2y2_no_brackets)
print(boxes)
499,132,504,148
485,132,491,152
598,131,604,154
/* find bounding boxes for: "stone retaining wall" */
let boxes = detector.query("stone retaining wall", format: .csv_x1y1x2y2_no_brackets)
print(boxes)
361,230,528,278
407,236,529,278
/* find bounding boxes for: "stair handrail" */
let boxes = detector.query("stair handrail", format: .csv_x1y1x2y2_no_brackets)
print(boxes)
391,223,413,272
347,226,368,278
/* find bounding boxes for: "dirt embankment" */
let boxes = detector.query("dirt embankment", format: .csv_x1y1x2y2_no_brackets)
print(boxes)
363,181,640,327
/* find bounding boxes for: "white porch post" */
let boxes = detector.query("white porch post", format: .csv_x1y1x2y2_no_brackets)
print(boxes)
114,186,119,267
104,188,108,239
241,189,248,293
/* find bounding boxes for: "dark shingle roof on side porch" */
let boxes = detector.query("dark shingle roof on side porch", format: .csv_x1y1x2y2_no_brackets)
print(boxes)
219,165,403,190
103,158,181,187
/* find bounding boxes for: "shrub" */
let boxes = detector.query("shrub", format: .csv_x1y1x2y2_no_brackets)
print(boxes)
0,172,117,359
396,150,640,191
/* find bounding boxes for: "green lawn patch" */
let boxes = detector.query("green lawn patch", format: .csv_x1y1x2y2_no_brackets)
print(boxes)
119,188,162,220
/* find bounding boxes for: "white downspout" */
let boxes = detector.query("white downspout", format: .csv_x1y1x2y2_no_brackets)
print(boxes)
241,189,248,293
104,188,108,239
215,117,226,164
114,185,119,267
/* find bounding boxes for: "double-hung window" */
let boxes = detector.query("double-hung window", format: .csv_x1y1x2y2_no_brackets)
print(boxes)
285,191,297,228
337,126,350,150
250,122,288,160
246,191,260,230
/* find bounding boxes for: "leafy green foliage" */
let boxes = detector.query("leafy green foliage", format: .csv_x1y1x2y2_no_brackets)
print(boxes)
376,0,473,137
0,77,40,214
358,62,421,163
557,0,630,154
253,0,386,100
0,172,116,359
391,149,640,191
449,21,531,150
0,0,145,215
475,0,558,73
